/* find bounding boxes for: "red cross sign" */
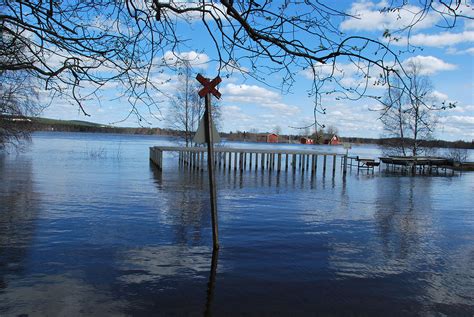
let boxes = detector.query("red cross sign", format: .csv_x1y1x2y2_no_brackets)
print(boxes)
196,74,222,99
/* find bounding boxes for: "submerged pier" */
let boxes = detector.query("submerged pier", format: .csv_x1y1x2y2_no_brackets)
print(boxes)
150,146,348,177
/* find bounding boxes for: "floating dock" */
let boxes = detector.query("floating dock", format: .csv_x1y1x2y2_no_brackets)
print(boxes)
150,146,348,177
379,156,467,173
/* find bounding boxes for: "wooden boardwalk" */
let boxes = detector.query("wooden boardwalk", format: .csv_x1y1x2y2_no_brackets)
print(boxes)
150,146,348,177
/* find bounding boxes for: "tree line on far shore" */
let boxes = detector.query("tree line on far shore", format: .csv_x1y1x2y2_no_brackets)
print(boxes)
7,116,472,151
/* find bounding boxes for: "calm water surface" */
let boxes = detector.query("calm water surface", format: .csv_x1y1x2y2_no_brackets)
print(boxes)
0,132,473,316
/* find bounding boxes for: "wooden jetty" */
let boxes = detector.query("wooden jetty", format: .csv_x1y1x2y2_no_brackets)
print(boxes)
379,156,454,174
150,146,348,177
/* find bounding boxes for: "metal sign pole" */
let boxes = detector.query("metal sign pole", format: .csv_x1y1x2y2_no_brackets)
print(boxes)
204,93,219,249
196,73,221,250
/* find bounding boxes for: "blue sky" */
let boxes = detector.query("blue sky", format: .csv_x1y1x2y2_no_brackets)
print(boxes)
41,1,474,141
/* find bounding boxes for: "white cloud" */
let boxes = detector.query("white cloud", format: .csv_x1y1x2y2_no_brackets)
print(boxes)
221,83,300,116
218,83,303,132
395,31,474,47
437,100,474,139
446,47,474,55
438,114,474,139
402,55,457,75
340,1,439,32
148,72,177,93
440,115,474,126
301,61,389,93
162,51,209,69
220,105,257,132
466,20,474,30
260,102,298,113
221,105,252,123
321,102,383,136
221,83,280,101
450,104,474,113
430,90,449,102
221,105,252,122
301,62,360,80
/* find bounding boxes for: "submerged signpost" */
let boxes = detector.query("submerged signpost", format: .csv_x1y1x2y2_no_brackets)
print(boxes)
196,73,221,250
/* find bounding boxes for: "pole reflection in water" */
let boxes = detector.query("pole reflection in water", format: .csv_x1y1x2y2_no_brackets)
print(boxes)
204,247,219,317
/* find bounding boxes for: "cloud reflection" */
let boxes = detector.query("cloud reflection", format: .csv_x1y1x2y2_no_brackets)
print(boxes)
117,245,215,284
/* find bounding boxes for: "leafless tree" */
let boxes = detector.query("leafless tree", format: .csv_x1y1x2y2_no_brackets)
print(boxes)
273,125,282,135
325,125,339,137
167,60,201,146
1,26,43,148
379,77,409,156
167,61,220,146
446,148,468,163
405,62,437,156
377,62,441,156
1,0,471,130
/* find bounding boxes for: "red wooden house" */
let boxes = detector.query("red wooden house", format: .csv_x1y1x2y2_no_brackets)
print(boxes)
267,133,279,143
324,134,341,145
300,137,314,145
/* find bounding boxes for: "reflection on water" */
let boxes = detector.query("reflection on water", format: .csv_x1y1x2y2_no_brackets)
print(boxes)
204,247,219,317
0,274,127,316
0,132,473,315
117,245,213,284
0,156,39,290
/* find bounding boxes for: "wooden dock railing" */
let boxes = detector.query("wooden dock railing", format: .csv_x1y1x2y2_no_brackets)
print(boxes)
150,146,348,177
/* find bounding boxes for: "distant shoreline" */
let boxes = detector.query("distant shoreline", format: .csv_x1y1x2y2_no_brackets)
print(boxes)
13,116,474,150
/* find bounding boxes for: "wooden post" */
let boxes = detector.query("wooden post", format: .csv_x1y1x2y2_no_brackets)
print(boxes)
343,155,347,177
261,153,265,171
249,153,253,171
255,153,258,170
323,155,327,174
239,152,244,172
204,94,219,249
160,150,163,170
234,152,238,171
332,155,336,177
277,153,282,172
201,151,205,171
285,153,289,171
196,152,199,170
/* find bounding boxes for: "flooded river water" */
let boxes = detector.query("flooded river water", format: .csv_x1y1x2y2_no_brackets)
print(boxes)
1,132,473,316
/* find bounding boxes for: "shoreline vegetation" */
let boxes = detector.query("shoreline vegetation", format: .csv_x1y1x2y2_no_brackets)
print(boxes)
8,116,474,150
